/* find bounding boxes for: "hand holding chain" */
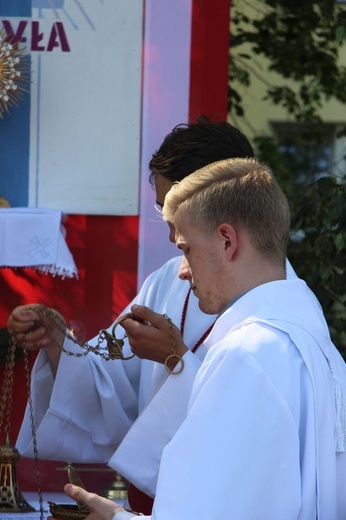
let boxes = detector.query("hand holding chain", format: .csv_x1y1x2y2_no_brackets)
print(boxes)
11,304,134,361
11,304,184,373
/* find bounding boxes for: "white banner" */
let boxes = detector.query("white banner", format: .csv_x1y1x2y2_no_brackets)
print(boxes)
1,0,143,215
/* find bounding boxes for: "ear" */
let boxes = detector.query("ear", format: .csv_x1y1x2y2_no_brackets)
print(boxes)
217,223,238,260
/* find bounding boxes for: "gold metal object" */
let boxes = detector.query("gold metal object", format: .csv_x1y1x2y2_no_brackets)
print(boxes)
48,502,89,520
0,434,34,512
164,353,184,374
0,197,10,207
49,465,89,519
163,314,184,374
67,464,88,511
68,463,86,489
0,28,31,118
104,471,128,501
31,304,135,362
108,313,135,360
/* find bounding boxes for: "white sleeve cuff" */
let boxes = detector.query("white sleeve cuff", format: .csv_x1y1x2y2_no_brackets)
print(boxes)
113,511,149,520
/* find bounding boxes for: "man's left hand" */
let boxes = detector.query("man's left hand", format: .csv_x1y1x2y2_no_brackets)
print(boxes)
62,484,124,520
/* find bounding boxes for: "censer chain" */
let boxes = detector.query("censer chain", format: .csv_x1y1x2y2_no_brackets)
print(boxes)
28,303,129,361
0,332,44,519
0,303,130,519
23,343,44,519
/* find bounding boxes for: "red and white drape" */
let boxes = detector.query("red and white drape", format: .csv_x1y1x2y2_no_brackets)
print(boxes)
0,0,230,492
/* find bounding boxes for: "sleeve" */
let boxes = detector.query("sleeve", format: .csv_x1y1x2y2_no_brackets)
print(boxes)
108,349,202,497
113,512,149,520
151,342,303,520
16,318,141,462
15,266,167,462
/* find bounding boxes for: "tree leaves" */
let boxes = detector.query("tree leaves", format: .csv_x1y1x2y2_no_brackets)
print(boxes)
229,0,346,122
230,1,346,355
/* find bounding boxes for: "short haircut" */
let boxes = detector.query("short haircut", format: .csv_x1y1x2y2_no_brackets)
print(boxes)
163,158,290,267
149,115,254,185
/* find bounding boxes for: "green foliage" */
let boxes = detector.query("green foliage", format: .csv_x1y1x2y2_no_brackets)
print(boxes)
229,1,346,355
256,135,346,355
336,9,346,42
229,0,346,123
289,176,346,356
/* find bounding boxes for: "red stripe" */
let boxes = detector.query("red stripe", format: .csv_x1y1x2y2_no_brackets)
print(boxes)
84,215,139,336
189,0,230,122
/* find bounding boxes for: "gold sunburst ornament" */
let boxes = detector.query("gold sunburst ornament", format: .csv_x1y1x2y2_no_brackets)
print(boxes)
0,28,30,119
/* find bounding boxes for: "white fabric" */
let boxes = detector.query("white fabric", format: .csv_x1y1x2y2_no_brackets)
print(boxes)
17,257,344,520
0,514,43,520
0,492,74,520
113,513,144,520
17,255,299,499
149,279,346,520
16,256,216,496
138,0,192,286
0,208,77,278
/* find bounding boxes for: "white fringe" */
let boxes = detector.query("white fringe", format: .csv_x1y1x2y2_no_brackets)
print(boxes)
1,264,78,279
328,358,346,453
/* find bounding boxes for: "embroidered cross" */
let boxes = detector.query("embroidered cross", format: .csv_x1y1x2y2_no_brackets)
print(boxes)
29,236,52,258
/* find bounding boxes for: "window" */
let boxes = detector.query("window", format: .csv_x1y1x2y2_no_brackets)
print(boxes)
271,122,346,185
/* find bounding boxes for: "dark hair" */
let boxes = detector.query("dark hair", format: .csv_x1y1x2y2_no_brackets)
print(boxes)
149,115,254,185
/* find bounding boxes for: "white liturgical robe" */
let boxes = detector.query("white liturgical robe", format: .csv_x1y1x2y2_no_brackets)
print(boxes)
17,255,309,505
16,256,216,494
127,278,346,520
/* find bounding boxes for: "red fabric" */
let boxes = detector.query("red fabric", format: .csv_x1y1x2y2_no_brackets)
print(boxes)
0,214,139,493
127,483,154,515
189,0,230,122
0,215,139,337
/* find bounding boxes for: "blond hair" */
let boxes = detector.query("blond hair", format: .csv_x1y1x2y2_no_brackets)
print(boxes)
163,158,290,266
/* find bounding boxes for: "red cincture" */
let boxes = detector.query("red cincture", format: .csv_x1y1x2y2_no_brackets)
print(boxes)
180,289,215,353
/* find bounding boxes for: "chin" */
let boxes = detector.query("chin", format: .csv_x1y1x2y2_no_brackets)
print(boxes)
198,300,218,315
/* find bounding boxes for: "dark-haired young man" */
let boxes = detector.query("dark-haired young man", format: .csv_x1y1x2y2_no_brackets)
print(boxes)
9,118,271,513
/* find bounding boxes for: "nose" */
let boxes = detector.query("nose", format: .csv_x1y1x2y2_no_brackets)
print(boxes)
178,257,191,281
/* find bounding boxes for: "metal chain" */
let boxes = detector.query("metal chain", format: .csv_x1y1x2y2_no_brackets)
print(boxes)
32,305,184,374
163,314,184,375
0,305,184,520
0,303,138,520
0,334,44,520
23,344,44,520
0,333,15,435
33,303,128,361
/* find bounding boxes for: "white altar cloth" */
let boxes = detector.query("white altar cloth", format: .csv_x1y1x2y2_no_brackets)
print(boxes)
1,492,74,520
1,491,125,519
0,208,78,278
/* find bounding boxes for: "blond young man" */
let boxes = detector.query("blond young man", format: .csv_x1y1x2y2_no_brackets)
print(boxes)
65,158,346,519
